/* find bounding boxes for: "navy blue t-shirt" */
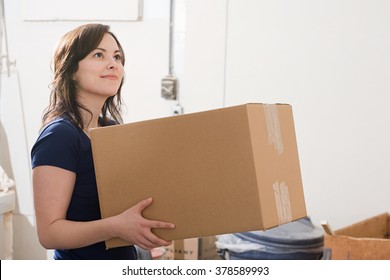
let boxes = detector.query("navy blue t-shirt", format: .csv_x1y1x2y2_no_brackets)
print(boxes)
31,117,137,260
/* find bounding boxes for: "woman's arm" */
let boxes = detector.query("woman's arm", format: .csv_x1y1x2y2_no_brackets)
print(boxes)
33,165,174,250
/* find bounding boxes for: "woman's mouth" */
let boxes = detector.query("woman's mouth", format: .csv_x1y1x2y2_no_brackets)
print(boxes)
101,75,118,80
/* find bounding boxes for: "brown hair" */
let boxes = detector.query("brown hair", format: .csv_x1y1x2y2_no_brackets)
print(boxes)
42,23,125,129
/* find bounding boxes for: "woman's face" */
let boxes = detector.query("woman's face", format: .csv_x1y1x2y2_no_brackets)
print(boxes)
73,33,124,101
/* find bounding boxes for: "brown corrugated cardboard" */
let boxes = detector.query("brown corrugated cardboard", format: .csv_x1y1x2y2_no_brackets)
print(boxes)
163,236,220,260
90,103,307,249
324,213,390,259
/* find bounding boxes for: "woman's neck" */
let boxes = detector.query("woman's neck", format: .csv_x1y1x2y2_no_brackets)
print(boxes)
77,94,106,134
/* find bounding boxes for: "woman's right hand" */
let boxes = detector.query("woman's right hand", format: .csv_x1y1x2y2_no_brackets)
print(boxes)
113,197,175,250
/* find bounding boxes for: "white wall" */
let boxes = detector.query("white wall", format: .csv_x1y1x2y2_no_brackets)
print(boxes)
182,0,390,230
0,0,178,259
1,0,390,259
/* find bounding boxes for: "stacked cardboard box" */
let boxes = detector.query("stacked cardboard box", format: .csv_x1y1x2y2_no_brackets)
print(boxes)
324,213,390,259
162,236,220,260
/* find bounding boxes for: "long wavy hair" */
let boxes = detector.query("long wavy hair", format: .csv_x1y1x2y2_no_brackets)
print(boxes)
42,23,125,129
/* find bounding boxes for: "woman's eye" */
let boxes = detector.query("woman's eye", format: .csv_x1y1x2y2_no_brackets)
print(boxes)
114,54,122,61
93,52,103,58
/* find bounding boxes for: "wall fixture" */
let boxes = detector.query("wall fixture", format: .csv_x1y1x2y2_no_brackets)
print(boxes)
161,0,178,101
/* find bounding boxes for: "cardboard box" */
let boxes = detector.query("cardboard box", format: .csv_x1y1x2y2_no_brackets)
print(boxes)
162,236,220,260
324,213,390,259
90,103,307,249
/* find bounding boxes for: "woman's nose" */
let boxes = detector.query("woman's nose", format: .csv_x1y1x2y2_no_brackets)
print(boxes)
107,58,119,70
107,63,117,70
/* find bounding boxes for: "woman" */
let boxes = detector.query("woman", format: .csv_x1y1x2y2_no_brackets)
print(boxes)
31,24,174,260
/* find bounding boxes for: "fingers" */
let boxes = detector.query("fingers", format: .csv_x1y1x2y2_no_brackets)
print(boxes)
135,229,173,250
137,239,171,251
135,197,153,213
136,218,175,250
148,220,175,230
134,198,176,230
124,197,176,250
140,219,175,248
143,235,172,250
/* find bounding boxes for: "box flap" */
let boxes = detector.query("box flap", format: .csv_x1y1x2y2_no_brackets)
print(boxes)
335,213,390,239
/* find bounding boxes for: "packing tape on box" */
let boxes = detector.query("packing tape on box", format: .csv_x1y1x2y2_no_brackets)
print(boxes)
273,181,293,224
264,104,284,154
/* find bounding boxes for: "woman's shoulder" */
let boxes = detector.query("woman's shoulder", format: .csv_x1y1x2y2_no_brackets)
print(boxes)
38,117,81,141
31,118,83,170
43,117,78,132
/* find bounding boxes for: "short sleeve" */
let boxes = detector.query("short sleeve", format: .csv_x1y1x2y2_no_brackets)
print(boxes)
31,120,80,172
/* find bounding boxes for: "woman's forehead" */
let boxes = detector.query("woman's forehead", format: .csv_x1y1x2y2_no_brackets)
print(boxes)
96,33,120,51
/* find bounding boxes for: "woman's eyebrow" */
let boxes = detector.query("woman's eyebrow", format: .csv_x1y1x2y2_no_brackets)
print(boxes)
95,47,121,53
